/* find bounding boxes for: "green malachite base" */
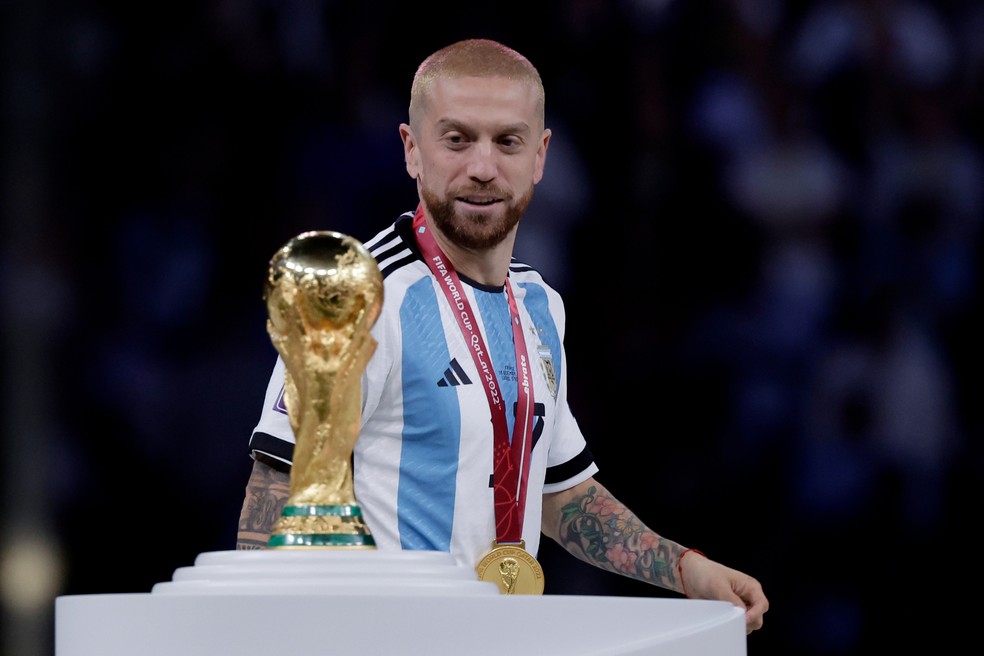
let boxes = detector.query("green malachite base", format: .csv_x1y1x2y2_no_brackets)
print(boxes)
268,533,376,548
267,503,375,549
280,504,364,517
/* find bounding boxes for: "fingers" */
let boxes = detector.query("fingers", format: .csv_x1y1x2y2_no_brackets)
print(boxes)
745,601,767,633
686,557,770,634
737,577,769,634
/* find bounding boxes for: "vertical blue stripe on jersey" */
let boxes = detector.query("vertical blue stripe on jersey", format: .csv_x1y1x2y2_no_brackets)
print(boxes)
517,282,562,393
398,278,459,551
474,290,518,440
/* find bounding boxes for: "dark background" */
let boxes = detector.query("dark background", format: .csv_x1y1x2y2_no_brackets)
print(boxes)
3,1,983,654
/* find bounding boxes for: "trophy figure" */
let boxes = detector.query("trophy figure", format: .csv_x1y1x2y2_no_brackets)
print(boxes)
263,230,383,548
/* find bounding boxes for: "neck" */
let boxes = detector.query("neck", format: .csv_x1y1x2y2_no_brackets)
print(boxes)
427,217,517,287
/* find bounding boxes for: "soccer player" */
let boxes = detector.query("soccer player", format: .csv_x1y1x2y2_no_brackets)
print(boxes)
237,37,768,635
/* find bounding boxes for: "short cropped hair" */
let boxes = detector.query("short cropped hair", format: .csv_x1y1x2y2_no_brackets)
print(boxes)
408,38,545,129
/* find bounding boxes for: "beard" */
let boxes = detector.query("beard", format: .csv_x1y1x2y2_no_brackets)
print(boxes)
421,182,534,250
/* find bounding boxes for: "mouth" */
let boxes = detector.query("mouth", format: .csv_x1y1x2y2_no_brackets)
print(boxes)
457,195,501,207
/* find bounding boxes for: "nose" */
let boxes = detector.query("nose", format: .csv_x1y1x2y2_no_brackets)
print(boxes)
465,141,497,182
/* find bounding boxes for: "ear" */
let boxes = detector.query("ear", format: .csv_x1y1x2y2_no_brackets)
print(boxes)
400,123,420,180
532,128,552,185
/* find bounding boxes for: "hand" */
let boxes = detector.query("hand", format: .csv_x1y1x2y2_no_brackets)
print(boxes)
679,551,769,635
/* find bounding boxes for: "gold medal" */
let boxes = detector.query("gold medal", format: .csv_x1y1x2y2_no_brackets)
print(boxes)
475,540,545,595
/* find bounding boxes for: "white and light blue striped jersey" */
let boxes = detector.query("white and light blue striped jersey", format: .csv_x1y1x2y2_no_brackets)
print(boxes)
249,212,598,569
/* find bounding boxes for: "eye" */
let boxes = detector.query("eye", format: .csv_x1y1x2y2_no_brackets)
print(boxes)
443,132,469,147
499,136,522,149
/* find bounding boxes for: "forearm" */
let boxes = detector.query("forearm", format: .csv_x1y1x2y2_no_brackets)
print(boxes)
542,477,687,594
236,454,291,550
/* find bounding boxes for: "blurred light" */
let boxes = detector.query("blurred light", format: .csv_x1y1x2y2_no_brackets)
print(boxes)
0,533,64,613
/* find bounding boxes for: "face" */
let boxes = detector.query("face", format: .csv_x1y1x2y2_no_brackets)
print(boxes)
401,76,551,250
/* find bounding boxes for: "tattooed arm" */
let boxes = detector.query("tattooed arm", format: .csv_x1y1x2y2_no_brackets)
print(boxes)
236,453,291,550
541,476,769,634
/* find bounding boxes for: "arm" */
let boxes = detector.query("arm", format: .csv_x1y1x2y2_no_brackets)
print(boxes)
236,453,291,550
542,476,768,634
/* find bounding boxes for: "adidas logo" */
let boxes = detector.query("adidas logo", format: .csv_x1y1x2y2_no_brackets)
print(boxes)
437,358,473,387
273,385,288,415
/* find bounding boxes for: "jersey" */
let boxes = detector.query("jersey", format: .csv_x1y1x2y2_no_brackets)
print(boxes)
249,211,599,569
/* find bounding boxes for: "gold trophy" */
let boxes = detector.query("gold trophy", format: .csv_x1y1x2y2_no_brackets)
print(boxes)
263,230,383,548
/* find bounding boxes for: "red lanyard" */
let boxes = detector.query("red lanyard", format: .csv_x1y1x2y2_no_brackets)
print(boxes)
412,206,535,543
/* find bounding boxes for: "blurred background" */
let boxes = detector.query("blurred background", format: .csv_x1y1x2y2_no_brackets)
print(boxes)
2,0,982,654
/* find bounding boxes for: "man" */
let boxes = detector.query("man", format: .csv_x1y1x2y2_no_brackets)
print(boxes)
238,37,768,634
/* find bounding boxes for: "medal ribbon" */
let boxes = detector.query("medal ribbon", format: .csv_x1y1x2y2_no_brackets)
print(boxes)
412,205,535,543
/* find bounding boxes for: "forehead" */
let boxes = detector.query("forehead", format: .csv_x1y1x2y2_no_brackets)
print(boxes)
422,76,540,131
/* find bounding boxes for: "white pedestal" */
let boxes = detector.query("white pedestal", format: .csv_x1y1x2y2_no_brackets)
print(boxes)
55,549,746,655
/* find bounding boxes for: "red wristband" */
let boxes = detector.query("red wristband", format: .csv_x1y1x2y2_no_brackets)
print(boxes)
677,548,705,598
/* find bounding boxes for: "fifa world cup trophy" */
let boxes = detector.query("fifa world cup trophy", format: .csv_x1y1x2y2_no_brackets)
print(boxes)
263,231,383,548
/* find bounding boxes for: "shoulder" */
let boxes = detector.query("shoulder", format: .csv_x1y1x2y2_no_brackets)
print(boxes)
363,212,422,280
509,255,557,288
363,212,432,330
508,257,565,307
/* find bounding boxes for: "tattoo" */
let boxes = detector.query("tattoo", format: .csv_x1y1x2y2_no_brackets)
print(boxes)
557,486,683,592
236,460,290,550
